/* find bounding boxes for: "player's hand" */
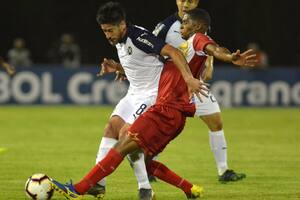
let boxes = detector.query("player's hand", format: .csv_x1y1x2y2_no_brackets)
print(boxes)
97,58,119,77
2,62,16,76
114,71,127,82
232,49,258,67
186,77,209,102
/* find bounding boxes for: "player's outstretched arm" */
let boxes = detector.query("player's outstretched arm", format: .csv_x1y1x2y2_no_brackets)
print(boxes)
204,44,258,67
160,44,209,99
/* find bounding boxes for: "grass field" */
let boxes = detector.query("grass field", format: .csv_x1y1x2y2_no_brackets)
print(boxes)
0,106,300,200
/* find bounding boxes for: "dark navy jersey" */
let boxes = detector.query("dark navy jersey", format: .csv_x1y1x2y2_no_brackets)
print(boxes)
120,25,166,55
153,13,185,48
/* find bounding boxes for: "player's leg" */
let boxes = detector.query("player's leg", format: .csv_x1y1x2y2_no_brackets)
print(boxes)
50,134,140,200
200,112,228,175
128,105,203,198
75,134,140,194
147,155,158,182
92,97,154,199
95,115,125,173
120,122,154,199
195,93,246,182
87,115,124,199
50,99,129,200
89,95,133,198
121,100,155,196
146,159,204,199
95,95,133,167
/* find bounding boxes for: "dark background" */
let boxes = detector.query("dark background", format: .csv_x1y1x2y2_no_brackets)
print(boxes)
1,0,299,66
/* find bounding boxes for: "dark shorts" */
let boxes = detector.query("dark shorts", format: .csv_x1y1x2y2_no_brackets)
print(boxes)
128,105,186,157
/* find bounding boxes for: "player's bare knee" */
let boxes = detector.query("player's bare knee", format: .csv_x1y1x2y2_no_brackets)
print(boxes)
103,116,125,139
209,118,223,131
103,122,118,138
202,113,223,131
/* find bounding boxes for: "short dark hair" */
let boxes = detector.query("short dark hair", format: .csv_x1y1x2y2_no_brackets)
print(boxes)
96,1,126,25
186,8,211,31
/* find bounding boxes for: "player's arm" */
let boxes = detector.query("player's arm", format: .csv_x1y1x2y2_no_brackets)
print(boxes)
132,30,207,97
97,58,126,81
202,56,214,81
160,44,208,97
204,44,258,67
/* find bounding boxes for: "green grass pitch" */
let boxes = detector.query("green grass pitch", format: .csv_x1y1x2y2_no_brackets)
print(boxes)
0,106,300,200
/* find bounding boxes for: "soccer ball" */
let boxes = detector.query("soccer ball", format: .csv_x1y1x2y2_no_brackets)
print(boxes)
25,173,54,200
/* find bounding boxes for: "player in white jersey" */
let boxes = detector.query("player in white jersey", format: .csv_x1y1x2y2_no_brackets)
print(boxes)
88,2,207,200
153,0,246,182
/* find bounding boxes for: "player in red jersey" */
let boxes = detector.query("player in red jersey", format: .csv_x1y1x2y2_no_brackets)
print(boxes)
50,8,257,200
153,0,251,183
0,57,16,76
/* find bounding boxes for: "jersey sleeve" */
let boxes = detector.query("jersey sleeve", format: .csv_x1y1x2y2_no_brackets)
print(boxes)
153,22,168,40
132,30,166,55
193,33,215,52
152,15,178,41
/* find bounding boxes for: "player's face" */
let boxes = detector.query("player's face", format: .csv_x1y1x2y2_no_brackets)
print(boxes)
180,14,197,40
176,0,199,19
100,21,126,46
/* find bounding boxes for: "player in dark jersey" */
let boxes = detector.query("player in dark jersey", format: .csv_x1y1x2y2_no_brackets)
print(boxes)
0,57,16,76
49,7,257,200
153,0,248,182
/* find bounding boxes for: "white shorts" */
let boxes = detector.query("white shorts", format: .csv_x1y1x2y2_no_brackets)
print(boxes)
194,92,221,117
111,93,156,124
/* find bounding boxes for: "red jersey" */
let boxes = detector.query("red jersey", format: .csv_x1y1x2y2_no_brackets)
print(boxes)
156,33,215,116
128,33,215,156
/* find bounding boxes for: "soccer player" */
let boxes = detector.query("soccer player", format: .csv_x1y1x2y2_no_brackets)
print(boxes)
153,0,246,182
0,57,16,76
50,8,257,200
83,2,206,200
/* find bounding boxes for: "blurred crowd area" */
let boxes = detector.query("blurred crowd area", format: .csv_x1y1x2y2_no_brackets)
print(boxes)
5,34,81,69
1,0,299,68
3,35,269,69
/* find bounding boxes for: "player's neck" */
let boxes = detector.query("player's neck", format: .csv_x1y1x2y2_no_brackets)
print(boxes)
121,26,128,41
195,28,205,35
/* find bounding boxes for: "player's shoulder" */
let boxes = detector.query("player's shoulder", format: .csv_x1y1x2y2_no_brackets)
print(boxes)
190,33,215,52
153,13,180,37
192,32,214,42
127,25,151,40
193,32,208,38
126,24,165,54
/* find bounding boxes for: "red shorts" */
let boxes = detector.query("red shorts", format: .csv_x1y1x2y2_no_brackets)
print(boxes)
128,104,186,157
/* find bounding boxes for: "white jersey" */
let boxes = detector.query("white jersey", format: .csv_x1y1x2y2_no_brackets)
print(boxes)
116,25,165,99
112,24,167,123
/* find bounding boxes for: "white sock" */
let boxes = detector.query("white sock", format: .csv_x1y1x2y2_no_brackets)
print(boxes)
127,152,152,189
96,137,118,186
209,130,228,175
